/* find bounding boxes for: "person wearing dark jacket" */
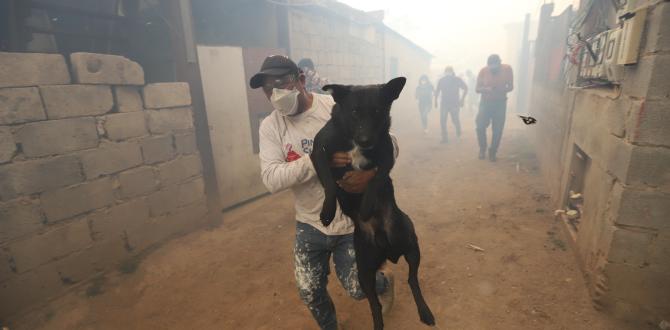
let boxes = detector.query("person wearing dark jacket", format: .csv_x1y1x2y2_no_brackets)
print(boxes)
435,66,468,143
415,74,433,134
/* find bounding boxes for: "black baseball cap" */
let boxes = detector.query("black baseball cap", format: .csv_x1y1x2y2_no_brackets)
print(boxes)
249,55,300,89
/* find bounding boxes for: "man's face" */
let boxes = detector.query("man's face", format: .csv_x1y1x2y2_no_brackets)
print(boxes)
261,73,305,100
488,63,501,73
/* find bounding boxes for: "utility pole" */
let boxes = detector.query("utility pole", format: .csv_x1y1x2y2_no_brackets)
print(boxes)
516,13,531,114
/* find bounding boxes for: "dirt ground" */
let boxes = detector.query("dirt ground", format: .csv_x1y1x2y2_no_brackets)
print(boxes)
13,109,633,330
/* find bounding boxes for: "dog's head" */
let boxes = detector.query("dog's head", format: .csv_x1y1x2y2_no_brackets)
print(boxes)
323,77,406,150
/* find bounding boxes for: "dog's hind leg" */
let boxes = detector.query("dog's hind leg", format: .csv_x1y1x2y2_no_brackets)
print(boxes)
404,241,436,326
358,264,384,330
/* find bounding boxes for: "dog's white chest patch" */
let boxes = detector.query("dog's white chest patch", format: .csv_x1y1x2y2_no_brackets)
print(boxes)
348,145,369,170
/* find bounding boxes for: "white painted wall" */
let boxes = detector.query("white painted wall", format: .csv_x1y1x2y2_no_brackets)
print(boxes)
197,45,267,209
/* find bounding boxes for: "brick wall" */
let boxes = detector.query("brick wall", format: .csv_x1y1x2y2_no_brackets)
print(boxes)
0,52,209,319
529,1,670,323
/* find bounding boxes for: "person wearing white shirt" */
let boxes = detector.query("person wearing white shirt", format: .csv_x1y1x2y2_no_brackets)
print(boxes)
250,55,396,330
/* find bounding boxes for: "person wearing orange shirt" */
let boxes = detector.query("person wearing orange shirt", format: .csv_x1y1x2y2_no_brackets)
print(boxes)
475,54,513,162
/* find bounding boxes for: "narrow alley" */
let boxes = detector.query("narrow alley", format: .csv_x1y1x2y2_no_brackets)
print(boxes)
12,115,629,330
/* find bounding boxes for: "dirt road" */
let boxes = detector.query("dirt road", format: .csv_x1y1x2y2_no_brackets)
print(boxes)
14,110,630,329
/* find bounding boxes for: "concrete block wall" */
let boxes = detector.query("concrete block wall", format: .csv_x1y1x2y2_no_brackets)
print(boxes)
530,1,669,323
0,52,209,319
288,9,385,85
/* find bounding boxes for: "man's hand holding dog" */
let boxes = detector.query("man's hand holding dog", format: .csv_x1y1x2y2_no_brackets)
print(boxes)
330,152,375,193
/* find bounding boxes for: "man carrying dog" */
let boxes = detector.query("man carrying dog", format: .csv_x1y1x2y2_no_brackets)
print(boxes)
475,54,514,162
251,55,395,330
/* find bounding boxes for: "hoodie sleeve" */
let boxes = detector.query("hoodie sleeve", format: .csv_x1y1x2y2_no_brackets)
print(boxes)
258,117,316,193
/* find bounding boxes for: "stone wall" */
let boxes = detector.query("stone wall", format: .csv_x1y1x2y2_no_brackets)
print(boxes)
529,1,670,323
0,52,209,319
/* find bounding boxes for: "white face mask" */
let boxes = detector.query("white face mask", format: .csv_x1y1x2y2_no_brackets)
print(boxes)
271,88,300,116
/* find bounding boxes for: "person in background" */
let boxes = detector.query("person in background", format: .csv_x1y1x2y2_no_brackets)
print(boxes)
475,54,514,162
252,55,396,330
434,66,468,143
415,74,433,134
298,58,329,94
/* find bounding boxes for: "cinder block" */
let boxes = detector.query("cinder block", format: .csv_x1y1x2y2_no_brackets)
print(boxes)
8,218,92,272
157,155,203,186
147,185,179,217
45,239,127,285
615,189,670,230
41,178,115,222
602,135,633,183
177,177,205,207
104,112,147,141
622,54,670,101
118,167,157,199
40,85,113,119
147,178,205,217
0,155,84,201
0,265,64,319
113,86,143,112
146,107,194,134
70,52,144,85
142,82,191,109
80,142,143,179
607,228,654,266
15,117,99,158
0,87,46,124
89,198,150,242
626,145,670,188
646,54,670,101
607,97,630,138
648,233,670,269
0,198,44,242
604,262,670,310
140,135,176,164
171,197,208,228
174,132,198,155
626,99,670,147
128,199,207,252
0,52,70,88
642,1,670,54
0,126,16,163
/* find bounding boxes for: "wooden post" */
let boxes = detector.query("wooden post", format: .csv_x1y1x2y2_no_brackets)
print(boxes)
8,0,20,51
164,0,222,224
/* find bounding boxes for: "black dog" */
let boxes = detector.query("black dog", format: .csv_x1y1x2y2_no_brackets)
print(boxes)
310,77,435,329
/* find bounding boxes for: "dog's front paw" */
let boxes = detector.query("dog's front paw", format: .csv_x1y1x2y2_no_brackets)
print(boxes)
320,217,333,227
320,210,335,226
320,199,337,226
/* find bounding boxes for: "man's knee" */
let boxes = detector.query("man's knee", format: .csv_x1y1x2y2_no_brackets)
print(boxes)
294,256,327,305
351,291,366,300
344,282,365,300
339,270,365,300
297,286,324,305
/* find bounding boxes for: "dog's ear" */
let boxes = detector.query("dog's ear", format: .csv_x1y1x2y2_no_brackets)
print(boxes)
323,84,350,104
381,77,407,102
